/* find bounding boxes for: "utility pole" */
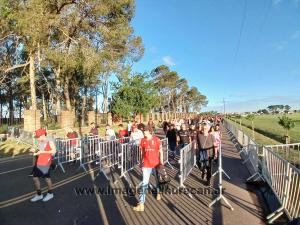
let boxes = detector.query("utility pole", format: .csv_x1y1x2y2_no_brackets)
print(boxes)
223,98,226,117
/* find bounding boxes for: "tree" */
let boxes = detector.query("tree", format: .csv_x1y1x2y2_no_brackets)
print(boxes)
245,114,255,140
151,65,180,113
236,114,242,130
111,72,158,122
278,115,295,144
284,105,291,113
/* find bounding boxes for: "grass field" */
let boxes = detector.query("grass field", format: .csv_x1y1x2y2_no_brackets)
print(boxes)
227,119,280,146
231,113,300,144
227,114,300,167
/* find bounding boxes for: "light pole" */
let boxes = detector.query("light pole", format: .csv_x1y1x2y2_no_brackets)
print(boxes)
223,98,226,117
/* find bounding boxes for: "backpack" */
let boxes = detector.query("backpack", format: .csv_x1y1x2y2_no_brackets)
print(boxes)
156,165,171,191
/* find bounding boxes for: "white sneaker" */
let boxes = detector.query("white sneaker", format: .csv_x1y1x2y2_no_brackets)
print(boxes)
42,193,54,202
30,194,43,202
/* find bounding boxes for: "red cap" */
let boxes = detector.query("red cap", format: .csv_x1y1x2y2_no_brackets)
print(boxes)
35,128,47,138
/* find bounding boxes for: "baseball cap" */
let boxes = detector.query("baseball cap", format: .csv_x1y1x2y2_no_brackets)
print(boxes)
35,128,47,138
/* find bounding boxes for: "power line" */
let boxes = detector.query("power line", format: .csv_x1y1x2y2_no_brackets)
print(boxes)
252,0,273,51
233,0,248,70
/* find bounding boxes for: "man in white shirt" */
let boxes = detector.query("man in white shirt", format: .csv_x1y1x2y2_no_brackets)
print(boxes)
105,125,116,141
127,121,133,136
175,119,181,131
130,125,144,145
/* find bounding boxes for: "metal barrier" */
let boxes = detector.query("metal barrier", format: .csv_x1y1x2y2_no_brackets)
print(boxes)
7,127,34,145
17,129,34,145
116,137,169,186
95,137,129,179
262,146,300,223
224,119,300,222
224,119,262,182
118,143,142,186
161,138,174,169
209,141,234,210
266,143,300,169
178,141,196,188
56,137,82,173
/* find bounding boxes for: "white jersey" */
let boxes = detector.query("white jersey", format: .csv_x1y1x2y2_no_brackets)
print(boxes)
130,129,144,145
105,128,116,140
127,122,132,132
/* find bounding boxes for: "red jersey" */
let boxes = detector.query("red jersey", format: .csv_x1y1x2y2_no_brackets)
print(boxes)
36,141,52,166
118,129,128,143
140,136,161,168
67,132,78,146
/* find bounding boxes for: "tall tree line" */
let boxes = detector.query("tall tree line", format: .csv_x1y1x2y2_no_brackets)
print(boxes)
0,0,208,126
0,0,143,125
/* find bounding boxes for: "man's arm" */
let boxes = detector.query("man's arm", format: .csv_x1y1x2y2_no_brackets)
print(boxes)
176,133,180,145
159,146,163,165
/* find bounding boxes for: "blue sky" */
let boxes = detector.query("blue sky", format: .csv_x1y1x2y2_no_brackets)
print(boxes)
131,0,300,113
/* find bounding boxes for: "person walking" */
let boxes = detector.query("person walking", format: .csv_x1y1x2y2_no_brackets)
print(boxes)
130,125,144,145
196,122,216,186
166,124,177,162
133,126,164,212
30,128,56,202
177,124,191,155
212,124,221,163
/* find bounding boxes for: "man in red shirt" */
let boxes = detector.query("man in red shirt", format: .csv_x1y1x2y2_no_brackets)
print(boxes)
133,126,164,212
89,122,98,136
29,128,56,202
65,127,79,162
118,124,128,143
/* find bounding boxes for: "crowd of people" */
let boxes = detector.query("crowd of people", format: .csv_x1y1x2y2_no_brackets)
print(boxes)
28,114,223,213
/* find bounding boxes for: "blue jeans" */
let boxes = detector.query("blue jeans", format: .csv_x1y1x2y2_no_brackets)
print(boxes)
139,167,160,204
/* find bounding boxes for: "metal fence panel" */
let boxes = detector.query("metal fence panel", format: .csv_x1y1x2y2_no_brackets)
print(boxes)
179,142,196,187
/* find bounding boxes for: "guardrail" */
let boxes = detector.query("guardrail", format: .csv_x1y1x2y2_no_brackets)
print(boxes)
178,141,196,187
223,119,300,223
266,143,300,169
262,146,300,223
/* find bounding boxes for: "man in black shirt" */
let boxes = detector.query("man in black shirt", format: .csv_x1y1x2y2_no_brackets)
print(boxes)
177,124,191,154
189,124,198,142
166,124,177,161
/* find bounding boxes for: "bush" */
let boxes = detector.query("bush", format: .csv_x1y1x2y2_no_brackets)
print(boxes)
0,124,8,134
42,121,61,130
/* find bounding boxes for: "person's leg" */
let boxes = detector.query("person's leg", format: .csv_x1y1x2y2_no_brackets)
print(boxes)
206,157,213,186
31,175,43,202
45,178,53,192
198,151,205,179
134,167,152,211
169,142,176,159
139,167,152,203
154,169,162,200
43,172,54,201
33,177,41,191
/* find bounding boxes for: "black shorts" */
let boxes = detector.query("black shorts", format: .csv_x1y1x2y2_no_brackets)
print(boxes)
32,166,51,178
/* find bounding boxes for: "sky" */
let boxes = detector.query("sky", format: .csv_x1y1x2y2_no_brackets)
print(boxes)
131,0,300,113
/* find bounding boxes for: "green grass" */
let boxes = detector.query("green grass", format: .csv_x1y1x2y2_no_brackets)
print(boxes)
227,119,280,146
227,116,300,167
231,113,300,144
